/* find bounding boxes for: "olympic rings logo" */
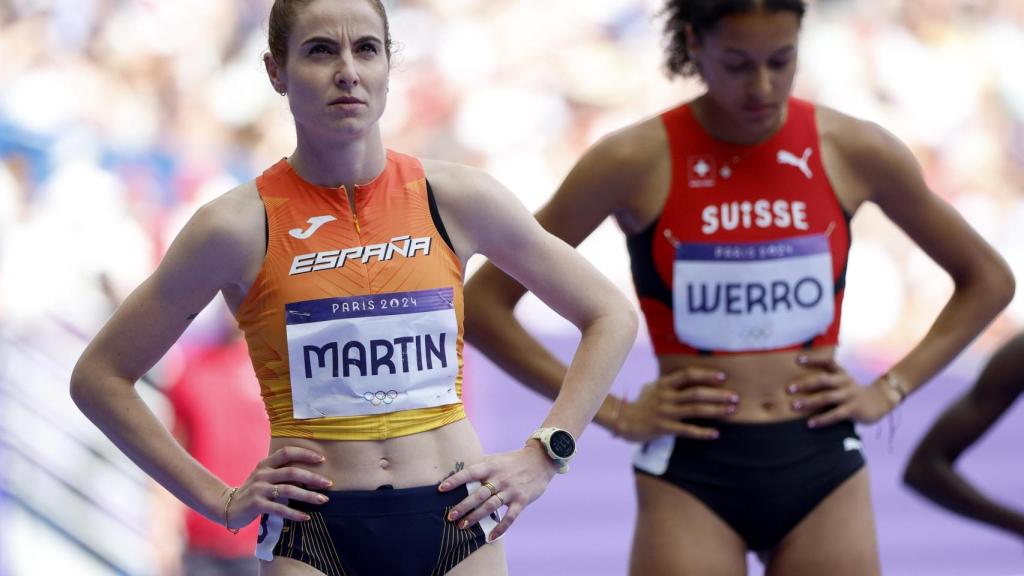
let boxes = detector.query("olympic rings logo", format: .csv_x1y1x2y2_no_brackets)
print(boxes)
740,325,772,341
363,390,400,405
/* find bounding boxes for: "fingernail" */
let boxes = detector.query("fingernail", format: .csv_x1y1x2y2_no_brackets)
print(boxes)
302,514,312,521
325,480,333,488
808,420,818,428
787,384,797,394
729,395,739,403
439,482,449,492
319,495,329,503
716,372,727,381
458,520,468,529
448,511,459,522
797,355,808,363
793,401,803,410
709,431,720,439
318,455,326,462
725,405,736,414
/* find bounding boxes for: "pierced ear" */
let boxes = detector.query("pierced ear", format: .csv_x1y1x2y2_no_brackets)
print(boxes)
263,52,287,97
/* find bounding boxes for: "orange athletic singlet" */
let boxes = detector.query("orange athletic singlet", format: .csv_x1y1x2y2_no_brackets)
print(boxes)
237,150,465,440
627,98,851,356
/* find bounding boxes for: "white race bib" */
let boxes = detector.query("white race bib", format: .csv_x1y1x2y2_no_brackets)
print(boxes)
672,235,834,351
285,288,459,419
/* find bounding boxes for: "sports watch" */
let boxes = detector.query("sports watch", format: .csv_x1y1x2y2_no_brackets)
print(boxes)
527,427,576,474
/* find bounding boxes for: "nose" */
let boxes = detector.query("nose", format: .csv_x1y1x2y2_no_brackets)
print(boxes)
334,50,359,88
750,65,772,99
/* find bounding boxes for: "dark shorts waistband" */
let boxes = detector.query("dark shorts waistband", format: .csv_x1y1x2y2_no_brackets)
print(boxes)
673,418,858,468
290,483,467,516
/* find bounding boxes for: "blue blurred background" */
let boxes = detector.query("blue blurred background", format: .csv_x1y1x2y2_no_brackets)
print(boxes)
1,0,1022,574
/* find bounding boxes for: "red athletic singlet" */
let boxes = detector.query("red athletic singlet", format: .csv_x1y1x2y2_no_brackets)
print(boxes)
626,98,850,356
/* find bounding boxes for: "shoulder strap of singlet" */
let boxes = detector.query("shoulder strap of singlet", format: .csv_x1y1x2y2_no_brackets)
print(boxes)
425,179,455,253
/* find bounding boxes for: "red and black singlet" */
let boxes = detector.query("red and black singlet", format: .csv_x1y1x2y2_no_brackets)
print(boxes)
626,98,851,356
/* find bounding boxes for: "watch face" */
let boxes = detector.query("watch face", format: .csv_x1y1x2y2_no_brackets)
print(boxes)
549,430,575,459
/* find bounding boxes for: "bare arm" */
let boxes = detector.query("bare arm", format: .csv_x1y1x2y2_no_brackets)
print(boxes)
903,334,1024,538
463,122,738,441
427,159,637,539
429,159,639,439
794,112,1016,427
464,123,657,430
70,186,327,529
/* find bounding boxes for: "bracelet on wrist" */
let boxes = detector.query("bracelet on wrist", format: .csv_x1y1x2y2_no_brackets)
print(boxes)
223,486,241,535
881,372,909,405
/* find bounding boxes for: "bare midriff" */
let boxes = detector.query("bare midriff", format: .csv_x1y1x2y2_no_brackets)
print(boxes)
656,346,838,422
268,418,484,490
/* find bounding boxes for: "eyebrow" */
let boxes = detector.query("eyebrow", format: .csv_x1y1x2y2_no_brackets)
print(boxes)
723,45,796,57
300,34,383,48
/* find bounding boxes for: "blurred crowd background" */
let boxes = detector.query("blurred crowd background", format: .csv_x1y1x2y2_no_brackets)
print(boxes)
0,0,1022,574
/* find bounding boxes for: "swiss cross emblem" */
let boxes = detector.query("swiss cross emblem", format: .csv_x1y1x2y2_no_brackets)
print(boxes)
688,155,716,188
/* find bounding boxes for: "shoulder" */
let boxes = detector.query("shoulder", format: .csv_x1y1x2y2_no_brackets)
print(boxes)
419,158,515,217
190,180,263,249
816,105,912,173
163,180,264,286
583,114,669,177
816,104,925,204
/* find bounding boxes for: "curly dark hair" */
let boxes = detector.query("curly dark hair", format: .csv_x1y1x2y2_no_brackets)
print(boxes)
662,0,807,78
268,0,393,66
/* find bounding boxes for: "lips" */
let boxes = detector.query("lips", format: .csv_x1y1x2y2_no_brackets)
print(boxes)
743,103,777,115
329,96,365,106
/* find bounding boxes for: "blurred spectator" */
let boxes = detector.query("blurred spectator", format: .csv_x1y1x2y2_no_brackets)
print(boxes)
165,312,269,576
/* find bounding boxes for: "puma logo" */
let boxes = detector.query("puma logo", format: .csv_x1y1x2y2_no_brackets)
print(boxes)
289,215,337,239
777,147,813,179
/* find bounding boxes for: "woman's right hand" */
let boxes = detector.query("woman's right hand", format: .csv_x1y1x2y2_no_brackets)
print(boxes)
615,368,738,442
224,447,333,529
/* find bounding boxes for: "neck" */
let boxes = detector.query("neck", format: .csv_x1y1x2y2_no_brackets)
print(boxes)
691,94,787,146
289,127,387,191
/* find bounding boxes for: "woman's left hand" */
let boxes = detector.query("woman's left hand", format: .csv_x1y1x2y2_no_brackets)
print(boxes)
437,444,559,541
788,354,897,428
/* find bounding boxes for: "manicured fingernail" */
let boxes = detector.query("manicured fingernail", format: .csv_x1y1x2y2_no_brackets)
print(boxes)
458,520,468,529
729,395,740,402
716,372,727,381
787,384,797,393
448,511,459,521
793,401,803,410
439,482,449,492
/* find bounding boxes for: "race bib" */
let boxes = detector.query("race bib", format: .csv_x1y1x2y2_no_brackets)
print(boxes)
673,235,834,351
285,288,459,419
